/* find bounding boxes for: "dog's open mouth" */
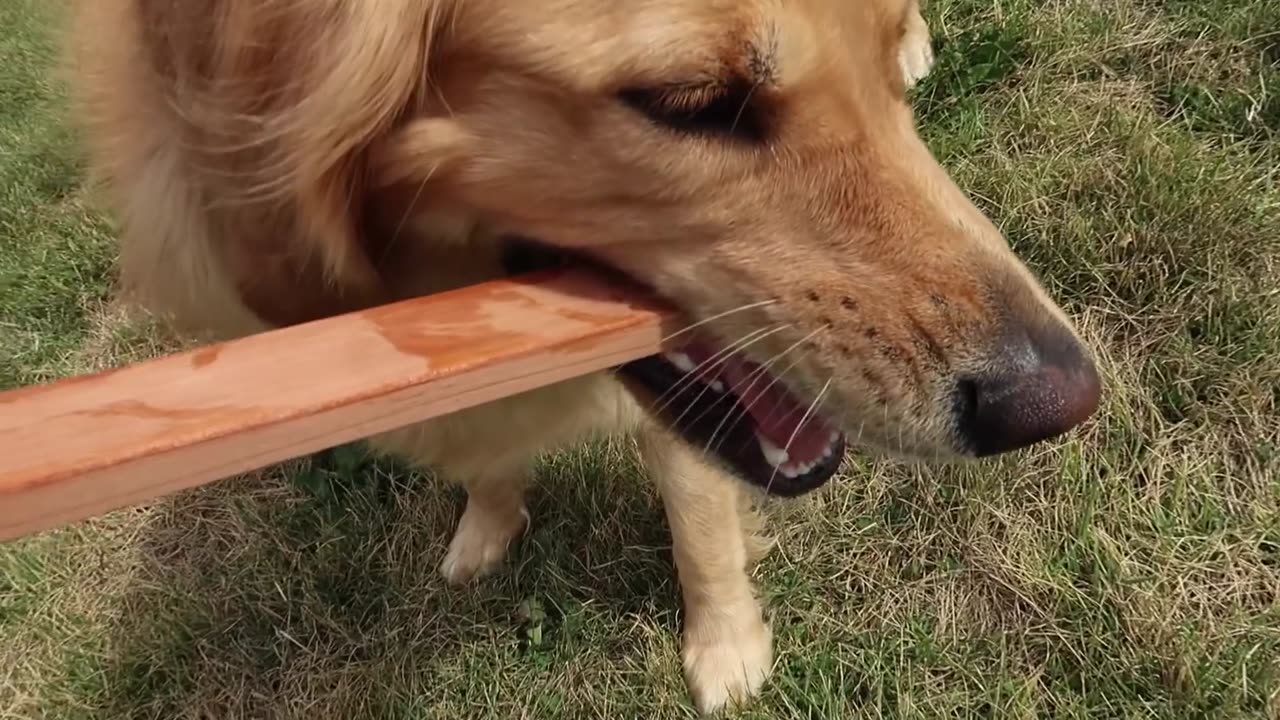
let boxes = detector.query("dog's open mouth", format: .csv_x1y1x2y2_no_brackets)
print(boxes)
619,344,848,496
502,237,847,496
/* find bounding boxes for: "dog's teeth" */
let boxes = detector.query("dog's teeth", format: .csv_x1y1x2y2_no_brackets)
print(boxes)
780,460,814,478
756,434,790,468
665,352,696,374
709,379,725,392
829,430,840,444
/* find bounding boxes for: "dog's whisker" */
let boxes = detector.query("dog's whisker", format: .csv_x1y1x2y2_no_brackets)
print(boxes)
708,354,808,457
698,332,826,474
660,325,790,432
764,377,832,495
648,323,789,417
694,335,811,452
714,360,815,462
382,164,443,265
731,353,823,439
728,80,763,137
660,299,778,344
698,329,820,459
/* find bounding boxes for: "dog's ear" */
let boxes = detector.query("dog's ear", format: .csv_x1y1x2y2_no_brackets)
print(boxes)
370,118,474,190
263,1,455,292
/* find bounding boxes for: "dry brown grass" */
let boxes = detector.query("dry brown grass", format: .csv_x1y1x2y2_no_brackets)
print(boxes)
2,0,1279,717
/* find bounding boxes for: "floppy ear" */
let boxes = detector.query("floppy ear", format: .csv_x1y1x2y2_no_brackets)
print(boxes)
370,118,474,190
260,1,456,292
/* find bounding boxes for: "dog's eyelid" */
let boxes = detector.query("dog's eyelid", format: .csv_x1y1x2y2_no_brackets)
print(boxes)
617,78,767,143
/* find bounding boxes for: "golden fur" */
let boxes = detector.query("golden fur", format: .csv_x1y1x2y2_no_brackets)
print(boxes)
63,0,1094,711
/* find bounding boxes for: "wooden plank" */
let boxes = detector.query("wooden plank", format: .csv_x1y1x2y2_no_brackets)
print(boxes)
0,270,679,542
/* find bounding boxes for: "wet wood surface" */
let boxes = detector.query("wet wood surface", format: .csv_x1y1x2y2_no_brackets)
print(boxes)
0,270,678,541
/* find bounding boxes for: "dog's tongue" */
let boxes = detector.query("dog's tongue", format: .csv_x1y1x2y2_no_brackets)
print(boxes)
684,342,837,464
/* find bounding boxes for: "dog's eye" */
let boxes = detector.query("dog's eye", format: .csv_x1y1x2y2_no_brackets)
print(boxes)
618,80,766,142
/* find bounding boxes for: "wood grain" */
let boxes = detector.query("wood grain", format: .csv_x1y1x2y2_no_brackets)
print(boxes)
0,270,679,542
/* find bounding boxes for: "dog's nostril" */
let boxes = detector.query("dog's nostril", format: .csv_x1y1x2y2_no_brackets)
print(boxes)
956,334,1102,457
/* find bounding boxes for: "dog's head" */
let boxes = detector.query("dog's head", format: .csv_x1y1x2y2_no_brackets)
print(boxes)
291,0,1101,494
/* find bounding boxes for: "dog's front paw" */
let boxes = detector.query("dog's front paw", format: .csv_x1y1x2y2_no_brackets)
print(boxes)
898,15,935,88
681,603,774,715
439,501,529,585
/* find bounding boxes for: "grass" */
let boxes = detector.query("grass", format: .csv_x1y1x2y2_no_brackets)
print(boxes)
2,0,1279,717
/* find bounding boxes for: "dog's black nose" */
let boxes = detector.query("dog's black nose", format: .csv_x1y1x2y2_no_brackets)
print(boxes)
956,322,1101,456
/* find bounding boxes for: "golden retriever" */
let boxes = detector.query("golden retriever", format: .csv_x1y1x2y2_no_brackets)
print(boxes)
64,0,1100,712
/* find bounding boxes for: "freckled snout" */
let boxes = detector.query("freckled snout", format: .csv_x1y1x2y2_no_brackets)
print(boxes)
955,318,1102,457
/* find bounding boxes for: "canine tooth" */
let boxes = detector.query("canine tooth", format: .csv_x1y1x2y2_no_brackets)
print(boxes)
779,463,800,479
756,434,790,468
665,352,696,373
709,380,726,392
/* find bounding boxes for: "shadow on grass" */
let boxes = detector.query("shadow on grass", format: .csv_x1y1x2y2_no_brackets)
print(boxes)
96,441,685,717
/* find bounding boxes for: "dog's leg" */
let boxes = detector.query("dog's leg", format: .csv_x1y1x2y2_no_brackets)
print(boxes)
439,459,531,585
639,427,773,715
371,373,640,585
369,422,534,585
899,1,935,88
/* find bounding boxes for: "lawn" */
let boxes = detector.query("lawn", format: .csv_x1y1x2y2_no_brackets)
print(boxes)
2,0,1278,717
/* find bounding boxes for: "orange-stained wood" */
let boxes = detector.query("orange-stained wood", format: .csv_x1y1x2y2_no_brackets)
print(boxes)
0,270,679,542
